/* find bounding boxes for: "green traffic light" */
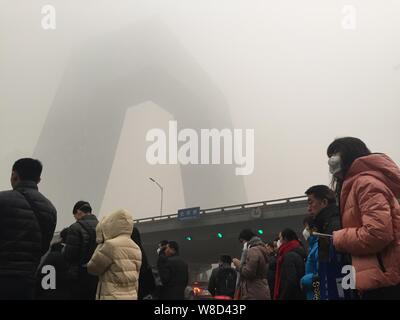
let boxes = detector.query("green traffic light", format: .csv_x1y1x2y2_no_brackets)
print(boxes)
258,229,264,235
217,233,223,239
185,236,192,241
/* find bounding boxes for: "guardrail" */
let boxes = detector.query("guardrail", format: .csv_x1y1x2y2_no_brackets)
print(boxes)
134,195,308,224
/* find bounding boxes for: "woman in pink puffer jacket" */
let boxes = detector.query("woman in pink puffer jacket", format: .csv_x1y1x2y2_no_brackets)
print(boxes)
327,137,400,299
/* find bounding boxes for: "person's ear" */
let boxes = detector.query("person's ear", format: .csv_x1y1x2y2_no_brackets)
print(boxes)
10,171,19,188
11,171,17,180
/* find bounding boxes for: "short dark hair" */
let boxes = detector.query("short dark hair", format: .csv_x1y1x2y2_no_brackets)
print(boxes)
167,241,179,254
220,255,232,264
305,185,336,205
12,158,42,183
238,229,255,242
72,201,92,214
281,228,299,242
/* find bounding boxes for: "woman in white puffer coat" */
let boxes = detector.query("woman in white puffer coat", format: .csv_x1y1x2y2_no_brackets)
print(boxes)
87,209,142,300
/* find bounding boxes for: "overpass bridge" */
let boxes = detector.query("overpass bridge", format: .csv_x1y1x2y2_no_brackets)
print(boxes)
135,195,309,279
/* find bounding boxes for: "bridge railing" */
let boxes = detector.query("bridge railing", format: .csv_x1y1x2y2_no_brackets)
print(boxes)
134,195,308,224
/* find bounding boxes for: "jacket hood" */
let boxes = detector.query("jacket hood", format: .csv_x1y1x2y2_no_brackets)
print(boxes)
100,209,134,241
346,154,400,198
247,237,268,257
247,236,264,248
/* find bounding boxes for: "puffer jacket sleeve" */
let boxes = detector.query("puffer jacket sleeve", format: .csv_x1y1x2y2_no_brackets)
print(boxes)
87,242,113,276
333,177,394,255
35,202,57,256
63,224,82,263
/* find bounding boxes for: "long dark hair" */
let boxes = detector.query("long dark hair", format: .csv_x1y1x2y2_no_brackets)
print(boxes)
327,137,371,198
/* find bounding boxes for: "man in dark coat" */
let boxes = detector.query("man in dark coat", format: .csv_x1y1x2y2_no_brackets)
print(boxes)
63,201,98,300
305,185,353,300
157,241,189,300
0,158,57,300
305,185,341,263
153,240,169,299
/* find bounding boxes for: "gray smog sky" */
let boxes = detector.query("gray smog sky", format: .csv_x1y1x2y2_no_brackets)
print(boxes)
1,0,399,230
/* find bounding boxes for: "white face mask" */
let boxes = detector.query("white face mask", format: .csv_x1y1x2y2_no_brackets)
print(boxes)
276,240,282,248
328,154,342,175
243,242,248,250
302,228,310,241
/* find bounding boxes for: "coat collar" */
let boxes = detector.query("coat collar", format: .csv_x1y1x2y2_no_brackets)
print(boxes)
314,204,339,231
13,180,38,191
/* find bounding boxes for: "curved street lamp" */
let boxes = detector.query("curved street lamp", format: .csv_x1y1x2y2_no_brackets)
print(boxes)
149,177,163,217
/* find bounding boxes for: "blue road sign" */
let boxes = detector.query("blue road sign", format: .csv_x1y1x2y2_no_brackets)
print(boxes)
178,207,201,220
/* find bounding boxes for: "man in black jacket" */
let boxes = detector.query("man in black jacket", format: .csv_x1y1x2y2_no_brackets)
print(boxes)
305,185,341,262
305,185,354,300
208,255,237,299
63,201,98,300
0,158,57,300
157,241,189,300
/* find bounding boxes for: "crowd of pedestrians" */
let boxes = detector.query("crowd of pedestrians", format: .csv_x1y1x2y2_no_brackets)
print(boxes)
1,136,399,299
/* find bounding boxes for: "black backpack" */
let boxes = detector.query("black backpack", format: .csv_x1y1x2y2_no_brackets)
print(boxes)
216,267,237,297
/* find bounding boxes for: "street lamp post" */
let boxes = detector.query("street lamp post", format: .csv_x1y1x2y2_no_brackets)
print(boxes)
149,177,163,216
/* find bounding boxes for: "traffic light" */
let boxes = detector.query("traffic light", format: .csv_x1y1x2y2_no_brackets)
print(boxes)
257,229,264,235
217,232,223,239
185,236,192,241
